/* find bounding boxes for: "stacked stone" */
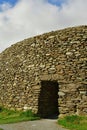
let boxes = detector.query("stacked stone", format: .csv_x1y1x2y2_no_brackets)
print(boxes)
0,25,87,116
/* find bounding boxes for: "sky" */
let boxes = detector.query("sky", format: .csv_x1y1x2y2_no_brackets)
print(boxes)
0,0,87,52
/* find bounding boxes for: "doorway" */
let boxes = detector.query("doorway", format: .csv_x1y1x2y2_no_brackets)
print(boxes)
38,80,59,118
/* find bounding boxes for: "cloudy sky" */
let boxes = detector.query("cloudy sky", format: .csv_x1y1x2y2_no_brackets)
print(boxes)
0,0,87,52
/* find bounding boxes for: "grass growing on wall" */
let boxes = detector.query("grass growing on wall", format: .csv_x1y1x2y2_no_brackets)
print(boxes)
58,115,87,130
0,106,40,124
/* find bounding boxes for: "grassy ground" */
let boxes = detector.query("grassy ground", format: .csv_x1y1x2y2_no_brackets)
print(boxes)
0,128,3,130
58,115,87,130
0,106,40,124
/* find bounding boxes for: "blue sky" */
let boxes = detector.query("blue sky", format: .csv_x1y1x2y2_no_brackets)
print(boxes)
0,0,65,6
0,0,18,6
48,0,66,6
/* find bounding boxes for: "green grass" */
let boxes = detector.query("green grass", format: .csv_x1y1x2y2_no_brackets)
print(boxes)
58,115,87,130
0,106,40,124
0,128,3,130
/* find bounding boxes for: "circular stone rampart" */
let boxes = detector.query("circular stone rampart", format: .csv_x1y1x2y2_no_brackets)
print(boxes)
0,26,87,116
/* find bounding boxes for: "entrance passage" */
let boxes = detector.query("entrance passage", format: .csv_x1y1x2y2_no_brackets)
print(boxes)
38,81,59,118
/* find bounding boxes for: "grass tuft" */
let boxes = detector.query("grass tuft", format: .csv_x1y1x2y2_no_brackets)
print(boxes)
58,115,87,130
0,128,3,130
20,110,35,117
0,107,40,124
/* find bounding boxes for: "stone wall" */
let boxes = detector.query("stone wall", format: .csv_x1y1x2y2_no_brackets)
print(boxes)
0,25,87,117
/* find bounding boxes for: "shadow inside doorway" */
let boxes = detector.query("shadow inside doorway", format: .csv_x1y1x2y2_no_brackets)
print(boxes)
38,80,59,119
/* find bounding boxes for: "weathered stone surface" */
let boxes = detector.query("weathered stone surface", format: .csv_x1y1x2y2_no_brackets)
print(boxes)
0,25,87,117
58,92,65,96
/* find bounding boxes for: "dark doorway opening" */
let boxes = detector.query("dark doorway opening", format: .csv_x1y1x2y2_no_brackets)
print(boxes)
38,80,59,118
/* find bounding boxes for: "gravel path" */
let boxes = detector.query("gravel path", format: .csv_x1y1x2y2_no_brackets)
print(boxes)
0,119,68,130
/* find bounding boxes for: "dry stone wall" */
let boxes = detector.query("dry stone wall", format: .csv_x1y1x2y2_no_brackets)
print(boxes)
0,25,87,117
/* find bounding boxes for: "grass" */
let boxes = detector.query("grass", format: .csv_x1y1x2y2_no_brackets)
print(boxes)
0,129,3,130
0,106,40,124
58,115,87,130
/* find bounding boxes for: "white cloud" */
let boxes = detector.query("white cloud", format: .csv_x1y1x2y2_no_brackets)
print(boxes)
0,0,87,52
